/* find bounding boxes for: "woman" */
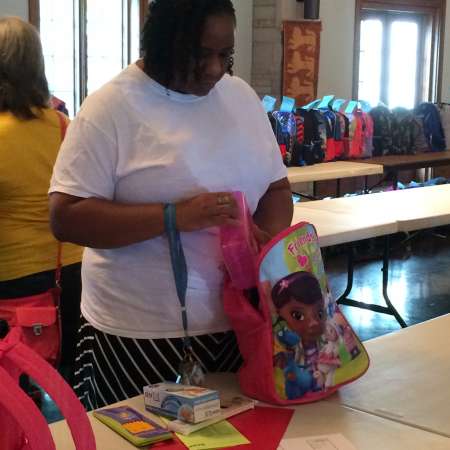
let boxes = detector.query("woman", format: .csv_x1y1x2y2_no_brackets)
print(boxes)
0,17,83,384
49,0,293,410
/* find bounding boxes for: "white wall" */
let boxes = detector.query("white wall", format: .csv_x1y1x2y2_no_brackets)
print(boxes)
0,0,28,19
317,0,355,99
232,0,254,83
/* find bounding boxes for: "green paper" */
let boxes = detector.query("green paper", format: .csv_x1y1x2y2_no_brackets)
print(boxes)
176,419,250,450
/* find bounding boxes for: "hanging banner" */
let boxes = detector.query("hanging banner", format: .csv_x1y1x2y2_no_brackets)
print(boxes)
282,20,322,108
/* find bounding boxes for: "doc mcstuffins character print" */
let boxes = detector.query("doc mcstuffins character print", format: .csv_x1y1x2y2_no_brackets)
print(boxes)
223,221,369,405
260,222,369,402
272,271,326,397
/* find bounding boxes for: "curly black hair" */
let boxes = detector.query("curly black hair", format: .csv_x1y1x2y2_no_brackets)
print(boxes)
142,0,236,88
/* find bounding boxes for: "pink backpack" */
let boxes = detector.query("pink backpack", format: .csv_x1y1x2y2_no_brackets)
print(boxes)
223,221,369,405
220,192,258,290
0,327,96,450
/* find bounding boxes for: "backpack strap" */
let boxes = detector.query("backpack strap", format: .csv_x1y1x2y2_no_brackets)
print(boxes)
1,328,96,450
0,330,55,450
56,110,69,141
0,366,55,450
55,111,67,289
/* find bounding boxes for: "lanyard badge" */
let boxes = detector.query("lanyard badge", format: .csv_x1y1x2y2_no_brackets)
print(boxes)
177,342,205,386
164,204,205,386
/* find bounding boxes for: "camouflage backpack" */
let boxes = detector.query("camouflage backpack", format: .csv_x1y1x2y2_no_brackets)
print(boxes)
370,106,394,156
391,107,421,155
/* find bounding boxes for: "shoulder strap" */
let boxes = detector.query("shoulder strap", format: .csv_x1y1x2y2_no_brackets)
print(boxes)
0,329,55,450
0,369,55,450
1,328,96,450
56,110,69,141
54,111,68,286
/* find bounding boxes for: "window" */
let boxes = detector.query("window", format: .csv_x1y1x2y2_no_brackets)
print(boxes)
29,0,147,116
354,0,445,109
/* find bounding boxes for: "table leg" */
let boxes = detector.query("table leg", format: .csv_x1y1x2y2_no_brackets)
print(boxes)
382,235,408,328
336,237,408,328
392,171,398,190
337,245,354,302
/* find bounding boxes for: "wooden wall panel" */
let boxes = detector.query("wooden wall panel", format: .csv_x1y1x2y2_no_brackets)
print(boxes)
282,20,322,106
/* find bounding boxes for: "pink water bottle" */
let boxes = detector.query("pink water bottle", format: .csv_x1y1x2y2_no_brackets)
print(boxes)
220,191,258,289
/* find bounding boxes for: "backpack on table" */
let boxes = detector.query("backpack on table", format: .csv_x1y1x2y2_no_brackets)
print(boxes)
294,109,326,165
360,111,374,158
320,109,338,162
415,102,447,152
347,112,364,159
370,106,394,156
223,222,369,405
438,104,450,147
391,107,421,155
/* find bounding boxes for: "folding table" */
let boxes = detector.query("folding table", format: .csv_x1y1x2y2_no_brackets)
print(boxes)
287,160,383,197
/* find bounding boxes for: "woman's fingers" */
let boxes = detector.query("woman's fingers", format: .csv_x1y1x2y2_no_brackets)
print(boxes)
175,192,238,231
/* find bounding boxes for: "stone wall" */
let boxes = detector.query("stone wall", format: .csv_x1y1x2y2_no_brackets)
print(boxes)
252,0,304,98
252,0,281,98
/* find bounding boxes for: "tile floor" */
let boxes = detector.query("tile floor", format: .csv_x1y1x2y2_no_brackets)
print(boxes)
326,226,450,341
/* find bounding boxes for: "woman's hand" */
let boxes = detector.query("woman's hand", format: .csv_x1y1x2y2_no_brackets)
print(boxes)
253,177,293,237
252,223,272,248
175,192,240,231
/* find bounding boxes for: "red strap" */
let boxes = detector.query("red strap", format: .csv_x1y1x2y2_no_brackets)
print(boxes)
56,110,68,141
54,111,68,287
1,329,96,450
55,241,62,288
0,365,55,450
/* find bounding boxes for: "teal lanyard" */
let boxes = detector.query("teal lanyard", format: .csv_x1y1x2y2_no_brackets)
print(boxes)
163,204,191,350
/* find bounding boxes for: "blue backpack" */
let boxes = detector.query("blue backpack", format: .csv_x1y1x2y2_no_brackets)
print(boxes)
415,102,446,152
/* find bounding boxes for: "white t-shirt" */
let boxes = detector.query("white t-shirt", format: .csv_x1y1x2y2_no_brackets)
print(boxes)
50,63,287,339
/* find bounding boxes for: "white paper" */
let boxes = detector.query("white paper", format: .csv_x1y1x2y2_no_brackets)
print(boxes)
278,433,358,450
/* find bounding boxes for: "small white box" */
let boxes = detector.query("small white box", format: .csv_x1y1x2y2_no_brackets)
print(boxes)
143,382,221,424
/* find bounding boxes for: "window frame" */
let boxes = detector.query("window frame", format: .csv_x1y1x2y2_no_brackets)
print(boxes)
353,0,446,104
28,0,148,113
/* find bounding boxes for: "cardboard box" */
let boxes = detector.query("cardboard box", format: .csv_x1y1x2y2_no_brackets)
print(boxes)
143,382,221,424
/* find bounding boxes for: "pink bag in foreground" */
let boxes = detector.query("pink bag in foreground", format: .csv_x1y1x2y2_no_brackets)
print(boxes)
220,191,258,290
0,326,96,450
223,221,369,405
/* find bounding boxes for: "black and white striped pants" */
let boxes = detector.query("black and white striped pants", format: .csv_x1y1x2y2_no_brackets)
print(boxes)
73,315,242,410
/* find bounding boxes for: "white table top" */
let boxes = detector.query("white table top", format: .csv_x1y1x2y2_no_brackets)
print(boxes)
329,314,450,438
293,184,450,244
287,161,384,184
292,205,397,247
392,184,450,232
50,371,450,450
280,402,450,450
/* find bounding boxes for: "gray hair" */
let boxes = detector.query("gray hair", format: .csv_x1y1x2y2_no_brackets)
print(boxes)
0,16,50,119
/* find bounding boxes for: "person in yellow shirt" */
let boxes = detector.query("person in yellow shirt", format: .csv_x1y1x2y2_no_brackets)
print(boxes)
0,16,83,386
